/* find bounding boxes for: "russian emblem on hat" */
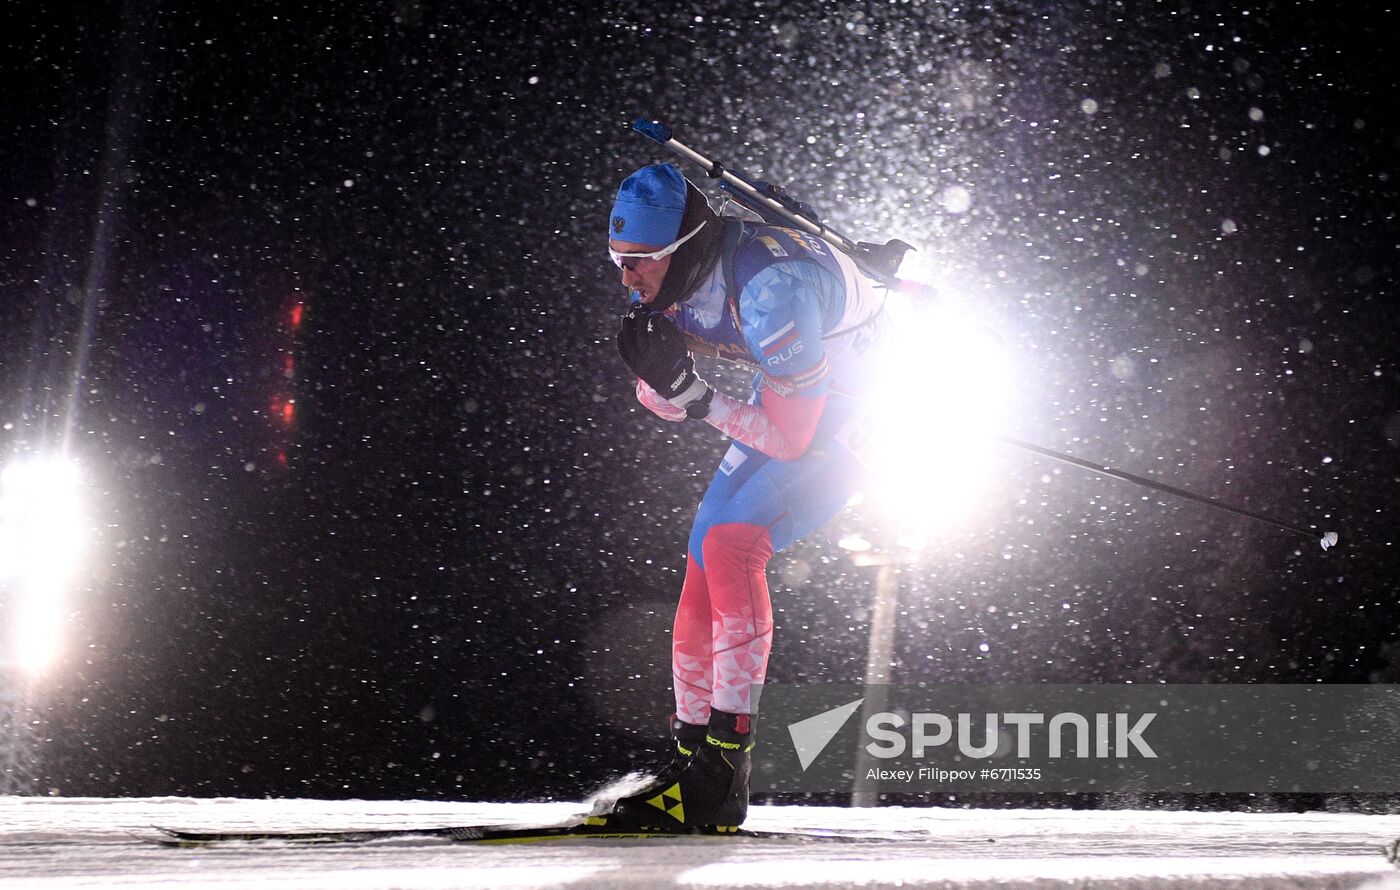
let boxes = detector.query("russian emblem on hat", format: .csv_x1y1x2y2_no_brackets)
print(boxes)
612,215,626,234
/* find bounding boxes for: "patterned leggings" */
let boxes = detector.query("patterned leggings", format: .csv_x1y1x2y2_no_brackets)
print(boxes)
672,391,866,723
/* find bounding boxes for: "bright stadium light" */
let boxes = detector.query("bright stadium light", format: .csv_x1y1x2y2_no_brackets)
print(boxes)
862,290,1012,536
0,455,85,676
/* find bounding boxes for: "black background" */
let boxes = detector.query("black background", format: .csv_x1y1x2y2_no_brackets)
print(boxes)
1,0,1396,802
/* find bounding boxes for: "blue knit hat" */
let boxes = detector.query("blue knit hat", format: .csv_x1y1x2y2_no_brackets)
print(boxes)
609,164,687,246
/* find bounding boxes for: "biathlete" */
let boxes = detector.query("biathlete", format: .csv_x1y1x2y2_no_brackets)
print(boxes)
603,163,891,830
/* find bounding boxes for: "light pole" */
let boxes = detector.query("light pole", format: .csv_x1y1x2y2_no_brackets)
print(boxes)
0,667,39,796
842,536,923,807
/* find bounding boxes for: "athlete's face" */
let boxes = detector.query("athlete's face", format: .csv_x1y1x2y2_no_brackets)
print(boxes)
609,239,673,305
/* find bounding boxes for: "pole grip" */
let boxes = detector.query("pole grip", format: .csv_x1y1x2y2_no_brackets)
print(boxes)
632,118,673,144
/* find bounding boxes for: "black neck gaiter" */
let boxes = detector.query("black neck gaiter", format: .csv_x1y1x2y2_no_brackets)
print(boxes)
651,181,723,312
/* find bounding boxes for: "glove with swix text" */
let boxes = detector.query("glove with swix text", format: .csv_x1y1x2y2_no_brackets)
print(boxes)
616,306,712,415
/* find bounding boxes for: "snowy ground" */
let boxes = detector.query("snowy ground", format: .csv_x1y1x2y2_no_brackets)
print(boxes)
3,797,1400,889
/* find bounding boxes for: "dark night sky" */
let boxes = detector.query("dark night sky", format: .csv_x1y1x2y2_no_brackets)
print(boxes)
1,1,1397,801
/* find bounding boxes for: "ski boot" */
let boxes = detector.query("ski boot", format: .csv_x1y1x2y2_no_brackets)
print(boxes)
594,714,706,816
607,710,754,831
653,713,710,784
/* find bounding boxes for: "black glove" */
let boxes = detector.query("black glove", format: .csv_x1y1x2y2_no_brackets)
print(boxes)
616,307,704,402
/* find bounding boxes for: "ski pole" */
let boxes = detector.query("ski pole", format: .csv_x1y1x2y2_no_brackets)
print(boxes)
682,334,1338,550
632,117,915,289
995,435,1339,551
642,124,1336,552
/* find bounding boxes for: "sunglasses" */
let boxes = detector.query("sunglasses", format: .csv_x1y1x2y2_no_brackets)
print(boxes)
608,221,707,271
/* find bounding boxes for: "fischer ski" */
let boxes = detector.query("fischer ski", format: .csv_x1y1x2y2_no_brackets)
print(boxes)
150,815,872,846
151,825,485,845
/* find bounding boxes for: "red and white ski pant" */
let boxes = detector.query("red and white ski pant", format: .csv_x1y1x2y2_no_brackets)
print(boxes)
672,392,866,723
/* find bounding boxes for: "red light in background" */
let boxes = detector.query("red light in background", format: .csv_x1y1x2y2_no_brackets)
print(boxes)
270,297,304,469
268,396,295,427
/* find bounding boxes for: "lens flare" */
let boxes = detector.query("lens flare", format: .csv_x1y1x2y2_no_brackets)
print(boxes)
0,456,85,675
862,292,1012,535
